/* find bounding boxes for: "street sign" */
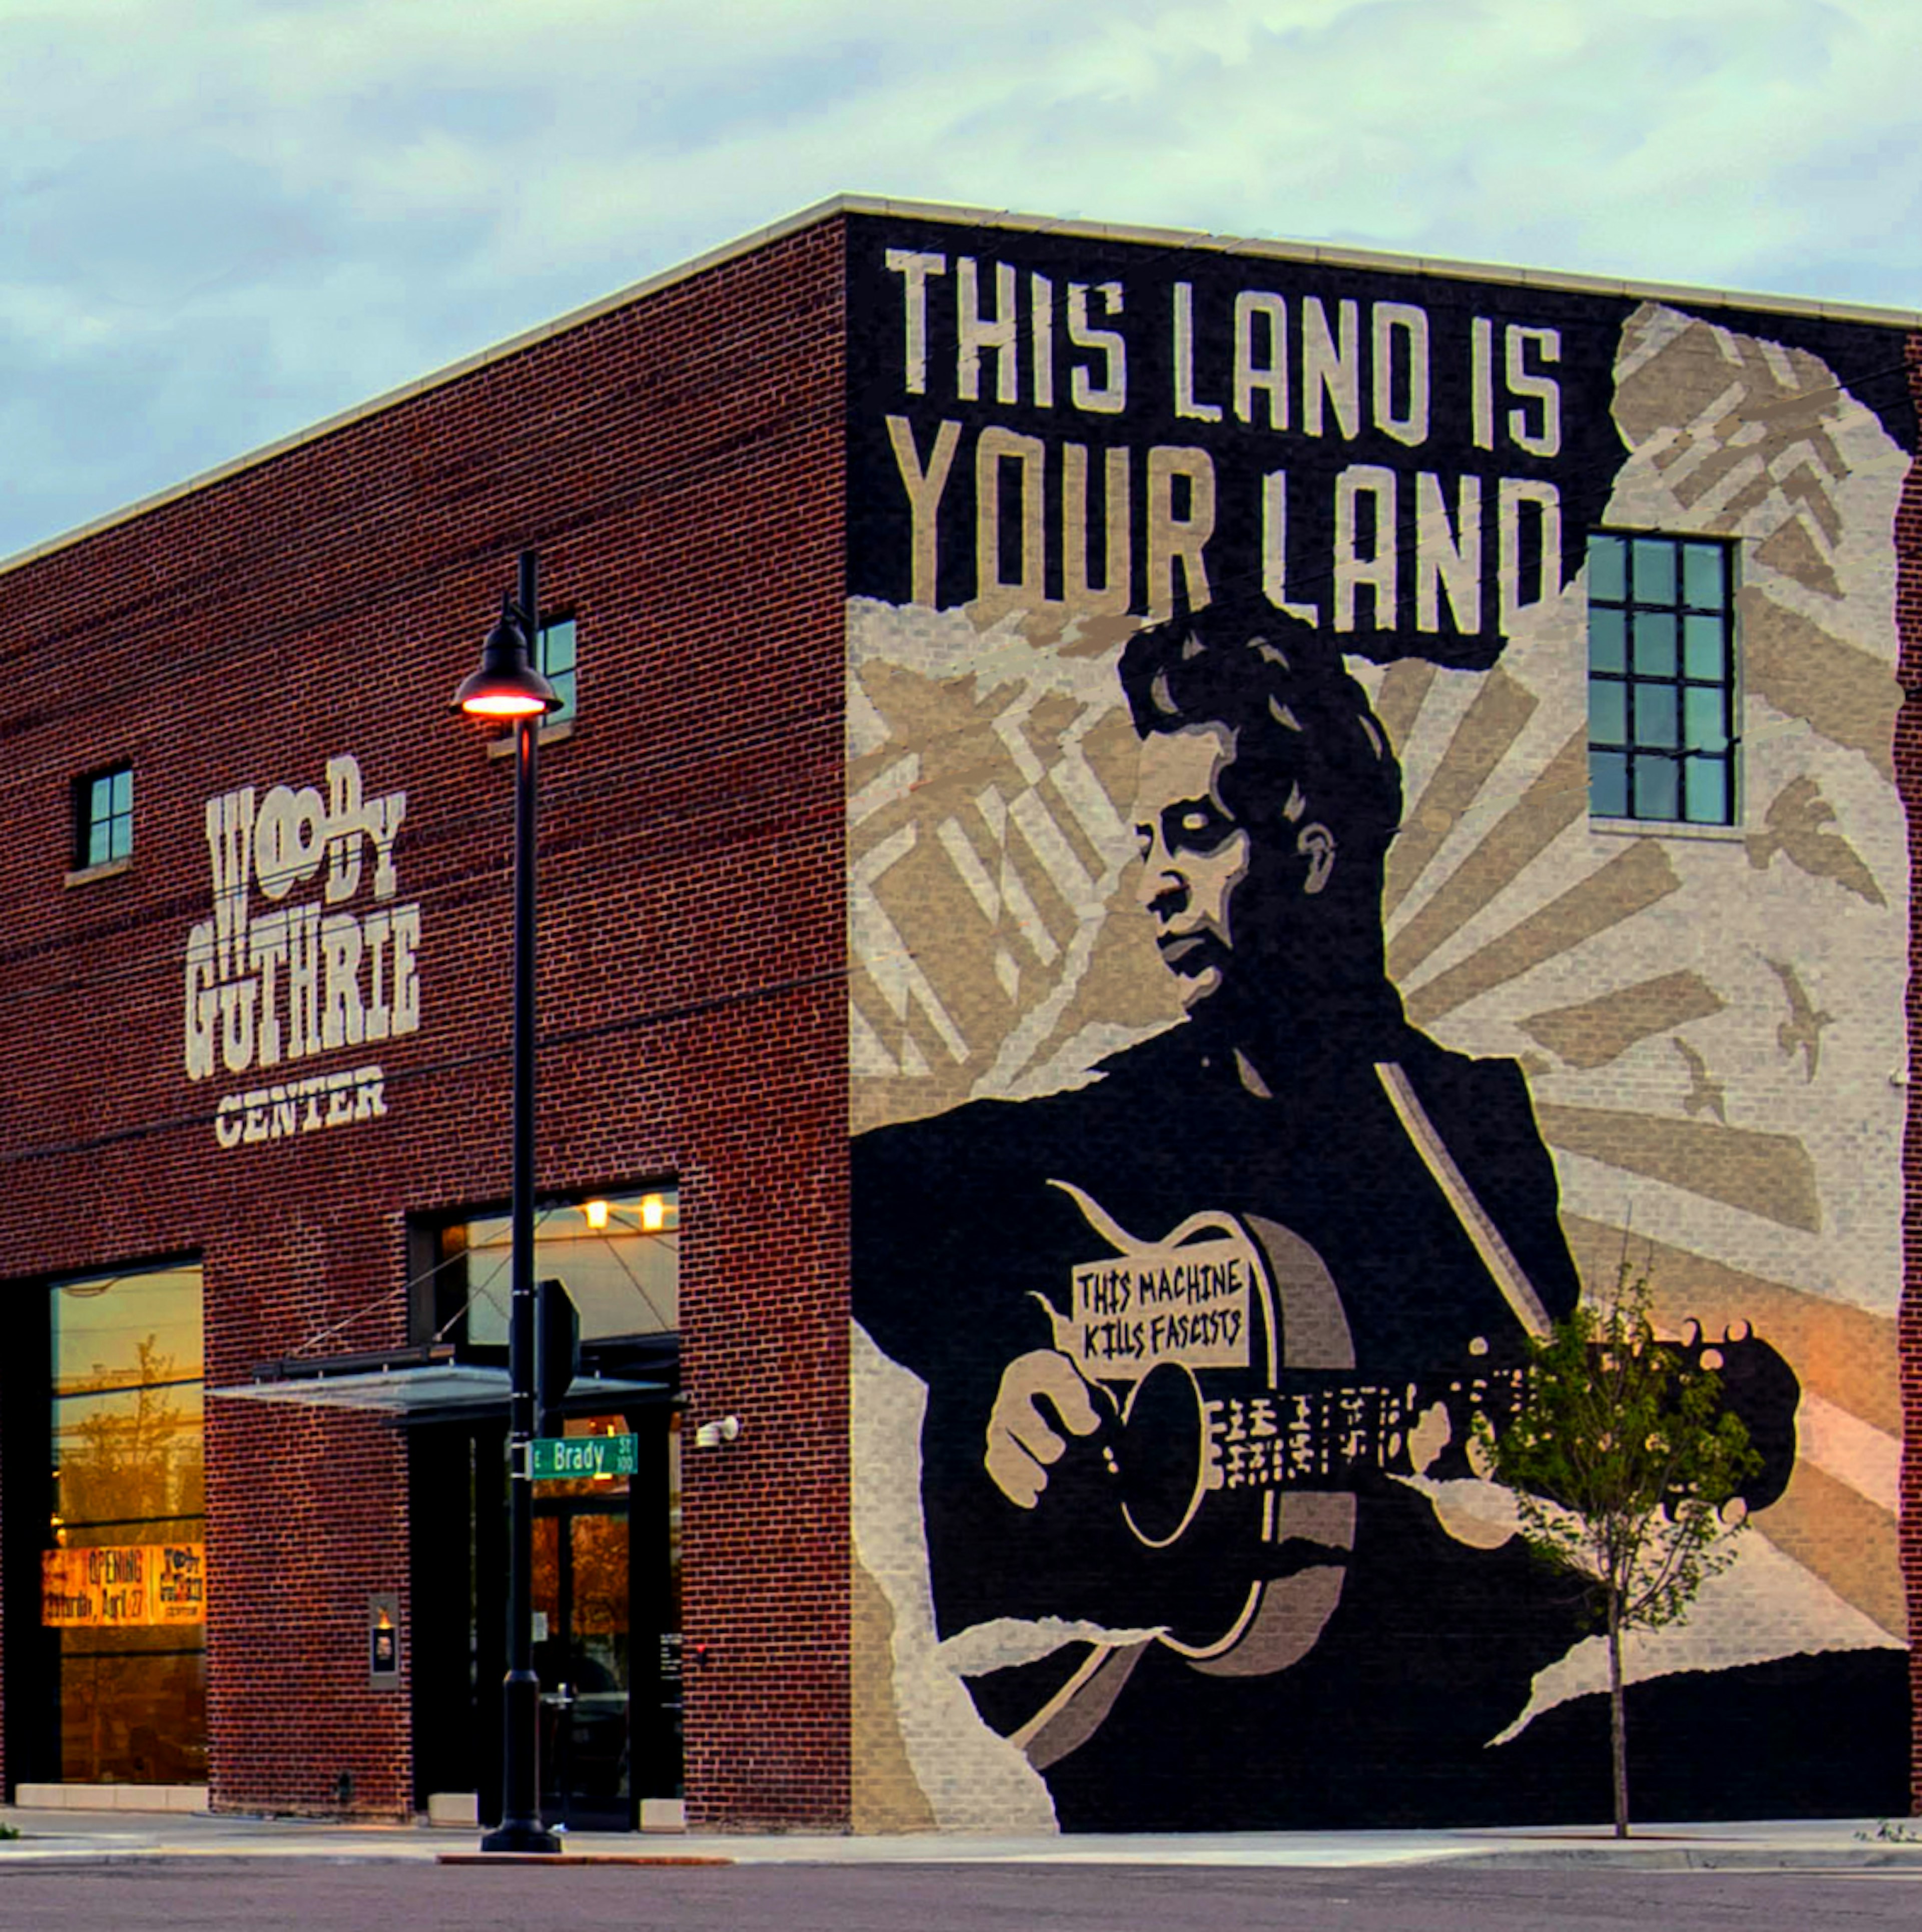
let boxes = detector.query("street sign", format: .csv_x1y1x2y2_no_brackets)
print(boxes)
530,1433,639,1481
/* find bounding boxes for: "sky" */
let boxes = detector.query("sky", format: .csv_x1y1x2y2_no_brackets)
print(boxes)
2,0,1918,563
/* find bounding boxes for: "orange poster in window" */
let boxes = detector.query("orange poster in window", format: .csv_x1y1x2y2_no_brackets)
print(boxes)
41,1543,205,1627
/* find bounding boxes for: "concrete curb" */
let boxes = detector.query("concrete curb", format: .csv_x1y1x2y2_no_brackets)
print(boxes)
436,1851,735,1868
5,1844,1919,1872
1434,1844,1922,1872
4,1807,1919,1873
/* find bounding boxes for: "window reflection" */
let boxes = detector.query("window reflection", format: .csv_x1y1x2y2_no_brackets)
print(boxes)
54,1388,205,1534
48,1265,206,1786
456,1191,679,1347
54,1267,203,1397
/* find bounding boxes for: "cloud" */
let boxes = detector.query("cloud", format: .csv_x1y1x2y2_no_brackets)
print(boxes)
0,0,1915,559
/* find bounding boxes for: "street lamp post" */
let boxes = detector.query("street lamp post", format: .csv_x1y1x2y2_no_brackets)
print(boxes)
453,550,562,1857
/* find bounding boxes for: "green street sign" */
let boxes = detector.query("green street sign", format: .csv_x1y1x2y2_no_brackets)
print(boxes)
530,1433,639,1481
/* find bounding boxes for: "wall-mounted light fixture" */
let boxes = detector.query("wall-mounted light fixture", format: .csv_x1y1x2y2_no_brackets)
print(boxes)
693,1415,741,1450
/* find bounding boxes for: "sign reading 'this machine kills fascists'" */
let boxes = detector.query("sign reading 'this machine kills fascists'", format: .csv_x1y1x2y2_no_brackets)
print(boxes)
182,754,416,1149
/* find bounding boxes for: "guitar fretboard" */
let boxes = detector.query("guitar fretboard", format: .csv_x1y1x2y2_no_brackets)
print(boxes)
1208,1368,1530,1491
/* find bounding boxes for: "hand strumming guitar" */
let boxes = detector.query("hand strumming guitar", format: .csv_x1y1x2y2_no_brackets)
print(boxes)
985,1350,1105,1508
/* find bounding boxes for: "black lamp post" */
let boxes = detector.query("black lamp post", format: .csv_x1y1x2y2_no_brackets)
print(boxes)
453,550,562,1856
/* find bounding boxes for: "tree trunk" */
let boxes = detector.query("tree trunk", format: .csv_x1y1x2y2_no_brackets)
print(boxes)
1607,1589,1629,1838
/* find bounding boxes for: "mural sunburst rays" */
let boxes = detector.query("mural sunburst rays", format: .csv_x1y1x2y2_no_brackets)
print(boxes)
1345,305,1911,1672
848,601,1183,1136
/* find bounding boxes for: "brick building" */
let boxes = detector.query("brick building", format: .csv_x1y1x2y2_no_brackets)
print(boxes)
0,197,1914,1833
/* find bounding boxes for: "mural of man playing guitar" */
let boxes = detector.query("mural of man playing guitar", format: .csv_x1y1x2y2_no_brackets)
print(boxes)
852,589,1797,1829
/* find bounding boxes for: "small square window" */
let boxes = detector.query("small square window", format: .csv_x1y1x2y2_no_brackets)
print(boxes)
74,765,133,868
538,617,577,726
1587,534,1738,827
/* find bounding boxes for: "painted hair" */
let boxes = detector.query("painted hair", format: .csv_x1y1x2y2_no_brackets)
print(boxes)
1118,590,1403,866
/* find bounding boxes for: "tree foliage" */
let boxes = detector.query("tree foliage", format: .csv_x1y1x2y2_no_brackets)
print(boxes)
1475,1270,1762,1835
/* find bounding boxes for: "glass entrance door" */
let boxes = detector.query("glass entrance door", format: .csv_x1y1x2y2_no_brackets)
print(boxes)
532,1495,631,1830
529,1499,633,1831
416,1395,680,1832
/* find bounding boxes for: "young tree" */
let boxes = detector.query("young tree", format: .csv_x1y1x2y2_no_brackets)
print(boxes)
1476,1271,1762,1838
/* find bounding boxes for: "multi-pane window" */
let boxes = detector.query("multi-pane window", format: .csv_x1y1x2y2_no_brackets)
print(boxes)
539,617,577,726
1588,534,1738,826
75,765,134,867
47,1264,206,1784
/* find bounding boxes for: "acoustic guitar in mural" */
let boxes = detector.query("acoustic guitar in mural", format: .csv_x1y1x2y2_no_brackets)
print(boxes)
1028,1183,1801,1672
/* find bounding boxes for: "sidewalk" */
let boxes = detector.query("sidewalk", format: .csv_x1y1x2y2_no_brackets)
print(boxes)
3,1804,1921,1871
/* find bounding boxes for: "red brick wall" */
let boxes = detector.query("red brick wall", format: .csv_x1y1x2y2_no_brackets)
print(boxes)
1898,332,1922,1819
0,214,850,1825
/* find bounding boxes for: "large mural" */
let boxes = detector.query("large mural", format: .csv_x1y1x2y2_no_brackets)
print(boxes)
843,213,1913,1830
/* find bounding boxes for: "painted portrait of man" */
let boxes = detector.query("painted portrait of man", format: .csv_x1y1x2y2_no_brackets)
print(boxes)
853,588,1616,1828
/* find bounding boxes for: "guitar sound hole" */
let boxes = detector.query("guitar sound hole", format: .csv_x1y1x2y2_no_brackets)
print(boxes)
1117,1362,1207,1546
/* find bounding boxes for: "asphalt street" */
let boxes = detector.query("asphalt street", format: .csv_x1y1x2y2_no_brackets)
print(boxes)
1,1860,1917,1932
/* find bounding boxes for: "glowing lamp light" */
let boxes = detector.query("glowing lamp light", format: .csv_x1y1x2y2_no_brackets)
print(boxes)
461,690,552,719
641,1194,666,1232
583,1198,610,1231
451,596,560,719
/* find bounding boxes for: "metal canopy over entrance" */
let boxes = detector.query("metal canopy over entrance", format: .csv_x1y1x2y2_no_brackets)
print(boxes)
209,1343,663,1420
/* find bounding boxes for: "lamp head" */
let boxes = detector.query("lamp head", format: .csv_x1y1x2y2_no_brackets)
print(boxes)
452,595,560,718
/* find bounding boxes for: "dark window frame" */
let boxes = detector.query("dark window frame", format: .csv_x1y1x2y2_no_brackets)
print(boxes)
1587,533,1739,827
72,763,134,869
